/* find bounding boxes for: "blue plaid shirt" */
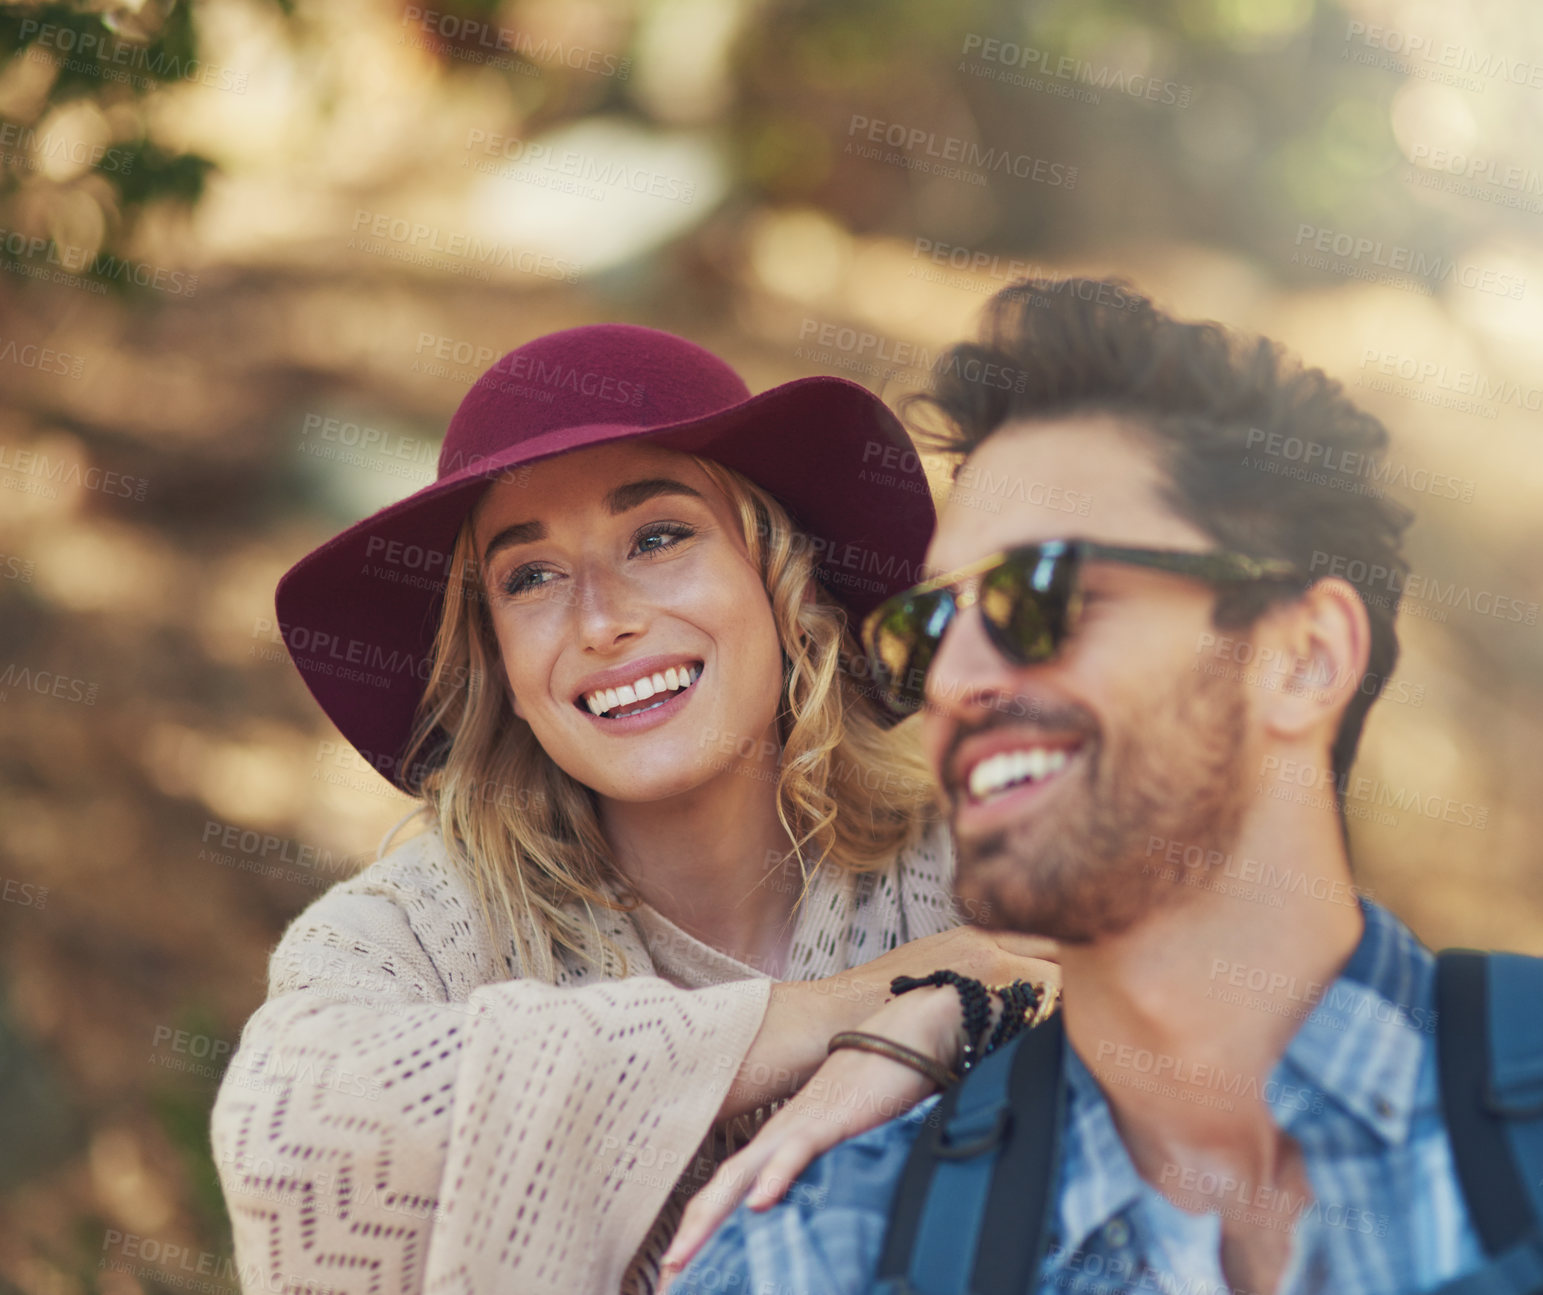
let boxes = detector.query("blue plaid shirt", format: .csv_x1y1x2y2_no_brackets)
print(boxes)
677,899,1484,1295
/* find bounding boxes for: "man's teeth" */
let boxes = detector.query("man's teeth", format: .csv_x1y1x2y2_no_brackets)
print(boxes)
584,664,701,716
966,747,1070,801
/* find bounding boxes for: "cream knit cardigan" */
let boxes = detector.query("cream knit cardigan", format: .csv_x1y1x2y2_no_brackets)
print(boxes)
210,818,957,1295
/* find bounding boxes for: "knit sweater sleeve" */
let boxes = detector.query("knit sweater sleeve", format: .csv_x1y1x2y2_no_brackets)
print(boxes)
209,832,772,1295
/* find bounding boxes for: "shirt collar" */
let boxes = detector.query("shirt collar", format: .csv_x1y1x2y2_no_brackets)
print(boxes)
1050,1047,1147,1267
1046,897,1435,1268
1271,896,1434,1145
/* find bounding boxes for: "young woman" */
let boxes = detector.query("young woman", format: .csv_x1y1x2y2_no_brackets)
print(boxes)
210,324,1056,1295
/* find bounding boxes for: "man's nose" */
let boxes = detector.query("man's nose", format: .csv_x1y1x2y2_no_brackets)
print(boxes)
924,602,1022,720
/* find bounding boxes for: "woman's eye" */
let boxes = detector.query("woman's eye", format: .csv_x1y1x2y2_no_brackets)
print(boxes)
502,566,558,596
632,522,695,556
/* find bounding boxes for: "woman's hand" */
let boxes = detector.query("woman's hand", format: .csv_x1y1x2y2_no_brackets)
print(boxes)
661,951,1060,1289
817,925,1062,1017
716,926,1060,1120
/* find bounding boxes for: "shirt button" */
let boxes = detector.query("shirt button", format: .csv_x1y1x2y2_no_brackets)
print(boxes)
1374,1095,1394,1120
1104,1219,1131,1248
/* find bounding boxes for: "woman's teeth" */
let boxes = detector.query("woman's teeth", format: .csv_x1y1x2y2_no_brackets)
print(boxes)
967,747,1070,802
584,664,701,717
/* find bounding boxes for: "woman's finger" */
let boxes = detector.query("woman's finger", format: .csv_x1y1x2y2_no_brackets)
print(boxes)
661,1046,937,1279
992,932,1062,962
661,1143,775,1279
743,1129,828,1209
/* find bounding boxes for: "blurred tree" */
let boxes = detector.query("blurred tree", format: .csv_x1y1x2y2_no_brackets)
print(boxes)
0,0,237,297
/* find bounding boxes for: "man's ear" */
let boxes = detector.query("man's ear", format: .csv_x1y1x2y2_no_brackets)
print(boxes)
1253,577,1371,740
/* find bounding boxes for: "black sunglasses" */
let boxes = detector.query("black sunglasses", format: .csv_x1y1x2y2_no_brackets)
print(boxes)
860,539,1306,716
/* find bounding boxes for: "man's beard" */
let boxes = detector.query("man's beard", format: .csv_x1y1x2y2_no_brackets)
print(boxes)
951,663,1250,944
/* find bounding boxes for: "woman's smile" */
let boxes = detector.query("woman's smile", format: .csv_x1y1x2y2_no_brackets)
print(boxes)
577,657,704,719
575,658,706,734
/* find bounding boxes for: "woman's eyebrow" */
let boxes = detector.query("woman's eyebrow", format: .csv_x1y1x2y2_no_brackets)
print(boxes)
604,477,705,515
482,520,545,566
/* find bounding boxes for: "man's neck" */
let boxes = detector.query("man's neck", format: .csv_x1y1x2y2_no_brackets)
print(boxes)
1060,799,1364,1192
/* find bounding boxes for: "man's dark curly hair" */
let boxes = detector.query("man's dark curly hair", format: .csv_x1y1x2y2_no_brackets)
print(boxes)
904,276,1415,801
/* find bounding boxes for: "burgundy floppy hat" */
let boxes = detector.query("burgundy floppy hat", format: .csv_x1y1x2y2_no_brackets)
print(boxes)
276,323,937,792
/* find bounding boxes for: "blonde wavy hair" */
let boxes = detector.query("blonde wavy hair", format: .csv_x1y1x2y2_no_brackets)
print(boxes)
395,456,941,982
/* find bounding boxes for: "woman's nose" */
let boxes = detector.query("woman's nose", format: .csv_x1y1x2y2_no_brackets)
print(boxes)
573,561,648,651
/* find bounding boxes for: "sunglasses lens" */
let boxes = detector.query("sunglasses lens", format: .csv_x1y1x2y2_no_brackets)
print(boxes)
867,592,953,714
862,546,1081,714
979,546,1078,665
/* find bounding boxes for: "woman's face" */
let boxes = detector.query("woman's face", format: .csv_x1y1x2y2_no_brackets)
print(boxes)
471,441,785,803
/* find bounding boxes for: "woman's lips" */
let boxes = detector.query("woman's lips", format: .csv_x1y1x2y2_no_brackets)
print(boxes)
578,663,703,734
577,661,703,717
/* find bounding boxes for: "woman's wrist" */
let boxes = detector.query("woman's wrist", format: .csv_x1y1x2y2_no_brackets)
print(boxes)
853,983,963,1071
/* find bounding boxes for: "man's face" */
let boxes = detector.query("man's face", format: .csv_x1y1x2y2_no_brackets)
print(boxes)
922,416,1256,944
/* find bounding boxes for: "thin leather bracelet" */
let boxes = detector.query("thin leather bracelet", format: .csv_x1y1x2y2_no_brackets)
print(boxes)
827,1030,958,1090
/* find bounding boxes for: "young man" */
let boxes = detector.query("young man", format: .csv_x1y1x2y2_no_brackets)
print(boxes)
669,279,1488,1294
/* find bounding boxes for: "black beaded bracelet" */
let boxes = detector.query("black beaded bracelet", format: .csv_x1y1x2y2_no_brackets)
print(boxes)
985,978,1044,1053
890,970,993,1073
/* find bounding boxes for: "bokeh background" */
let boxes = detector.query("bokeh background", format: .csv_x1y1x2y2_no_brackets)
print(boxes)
1,0,1540,1288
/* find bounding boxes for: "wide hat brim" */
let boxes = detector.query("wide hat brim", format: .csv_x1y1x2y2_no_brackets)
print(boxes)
277,342,935,792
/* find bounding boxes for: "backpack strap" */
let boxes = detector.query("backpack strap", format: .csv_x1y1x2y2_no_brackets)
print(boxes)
1428,950,1543,1295
870,1012,1065,1295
